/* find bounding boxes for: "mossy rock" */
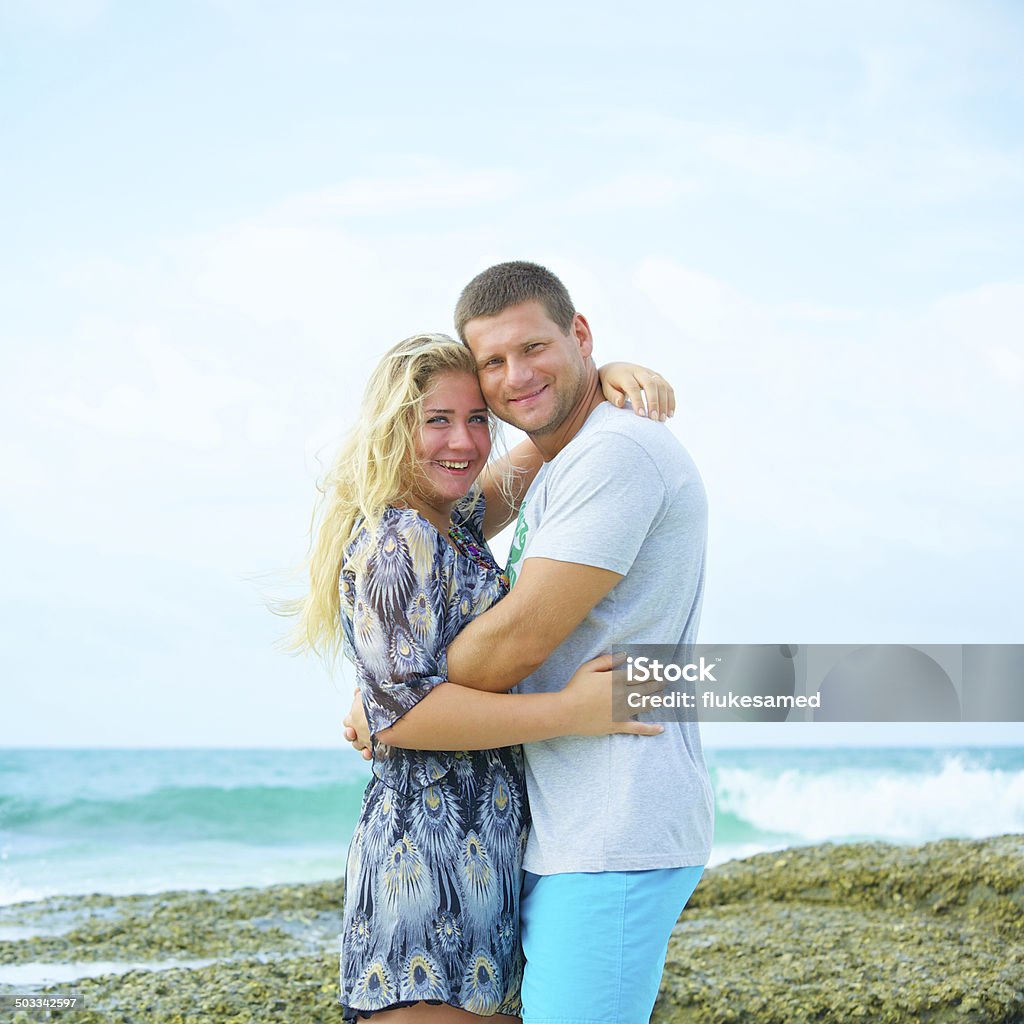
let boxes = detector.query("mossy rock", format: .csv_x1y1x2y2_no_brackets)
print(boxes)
0,880,345,965
654,835,1024,1023
3,838,1022,1023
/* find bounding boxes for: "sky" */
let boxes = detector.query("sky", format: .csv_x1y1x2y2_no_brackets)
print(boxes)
1,0,1022,747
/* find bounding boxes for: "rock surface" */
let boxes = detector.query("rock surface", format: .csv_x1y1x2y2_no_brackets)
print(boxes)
0,836,1020,1023
656,835,1024,1023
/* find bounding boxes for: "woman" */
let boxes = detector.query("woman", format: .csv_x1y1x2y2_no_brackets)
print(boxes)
293,334,670,1022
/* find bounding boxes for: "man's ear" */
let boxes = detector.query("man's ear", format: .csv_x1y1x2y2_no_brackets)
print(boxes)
571,313,594,359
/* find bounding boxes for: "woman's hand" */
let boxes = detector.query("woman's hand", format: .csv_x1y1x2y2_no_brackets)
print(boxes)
342,689,373,761
559,653,665,738
598,362,676,422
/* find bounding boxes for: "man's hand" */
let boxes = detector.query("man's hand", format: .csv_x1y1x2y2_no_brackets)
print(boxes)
562,652,665,737
342,689,372,761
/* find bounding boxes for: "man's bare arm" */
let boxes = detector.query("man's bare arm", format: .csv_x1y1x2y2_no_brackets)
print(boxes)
445,557,622,692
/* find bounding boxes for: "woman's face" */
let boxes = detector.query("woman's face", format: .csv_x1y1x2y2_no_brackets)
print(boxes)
410,370,491,518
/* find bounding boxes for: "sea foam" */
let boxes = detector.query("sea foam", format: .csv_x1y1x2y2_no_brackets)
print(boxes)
713,752,1024,845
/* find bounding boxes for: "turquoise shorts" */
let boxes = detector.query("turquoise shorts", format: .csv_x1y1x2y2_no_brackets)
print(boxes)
520,866,705,1024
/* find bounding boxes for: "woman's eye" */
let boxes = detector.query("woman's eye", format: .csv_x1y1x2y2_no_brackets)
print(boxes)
426,416,448,425
470,414,489,424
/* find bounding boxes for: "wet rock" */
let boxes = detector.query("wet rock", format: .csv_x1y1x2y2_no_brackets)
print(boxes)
0,880,344,965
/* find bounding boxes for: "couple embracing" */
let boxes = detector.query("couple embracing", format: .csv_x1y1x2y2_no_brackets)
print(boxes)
293,261,713,1023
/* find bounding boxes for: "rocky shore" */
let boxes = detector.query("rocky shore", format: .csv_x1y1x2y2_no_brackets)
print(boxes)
1,835,1021,1023
657,834,1023,1023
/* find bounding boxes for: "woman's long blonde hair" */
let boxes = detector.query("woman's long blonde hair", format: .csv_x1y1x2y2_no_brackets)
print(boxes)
288,333,489,663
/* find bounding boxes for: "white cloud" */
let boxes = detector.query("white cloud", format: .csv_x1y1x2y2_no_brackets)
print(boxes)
568,172,697,212
701,129,846,182
40,326,235,448
987,346,1024,386
3,0,109,31
633,258,1023,553
280,168,524,218
580,110,1023,208
0,170,541,578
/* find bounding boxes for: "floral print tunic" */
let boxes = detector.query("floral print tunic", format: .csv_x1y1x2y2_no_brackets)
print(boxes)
338,498,528,1019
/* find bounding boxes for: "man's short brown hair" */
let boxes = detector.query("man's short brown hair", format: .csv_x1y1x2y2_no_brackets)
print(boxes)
454,261,576,341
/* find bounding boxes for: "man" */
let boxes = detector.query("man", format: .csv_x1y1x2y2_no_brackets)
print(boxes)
348,261,713,1023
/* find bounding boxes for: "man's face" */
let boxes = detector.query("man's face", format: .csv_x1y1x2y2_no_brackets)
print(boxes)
463,300,592,435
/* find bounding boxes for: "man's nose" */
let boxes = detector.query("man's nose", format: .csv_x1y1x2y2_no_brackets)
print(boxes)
504,357,532,389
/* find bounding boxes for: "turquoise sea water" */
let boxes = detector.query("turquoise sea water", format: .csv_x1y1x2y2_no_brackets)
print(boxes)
1,747,1022,905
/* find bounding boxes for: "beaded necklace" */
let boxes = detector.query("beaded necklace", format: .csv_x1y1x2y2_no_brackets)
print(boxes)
448,521,511,590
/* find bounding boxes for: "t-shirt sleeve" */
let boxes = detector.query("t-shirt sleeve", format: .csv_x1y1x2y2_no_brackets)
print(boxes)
347,512,451,738
526,430,667,576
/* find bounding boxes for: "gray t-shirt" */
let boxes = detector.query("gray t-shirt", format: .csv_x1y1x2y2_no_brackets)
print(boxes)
506,401,713,874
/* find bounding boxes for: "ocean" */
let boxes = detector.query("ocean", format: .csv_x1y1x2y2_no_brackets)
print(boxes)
1,746,1022,906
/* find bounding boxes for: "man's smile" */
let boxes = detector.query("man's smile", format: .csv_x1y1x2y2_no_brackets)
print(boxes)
507,384,549,405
